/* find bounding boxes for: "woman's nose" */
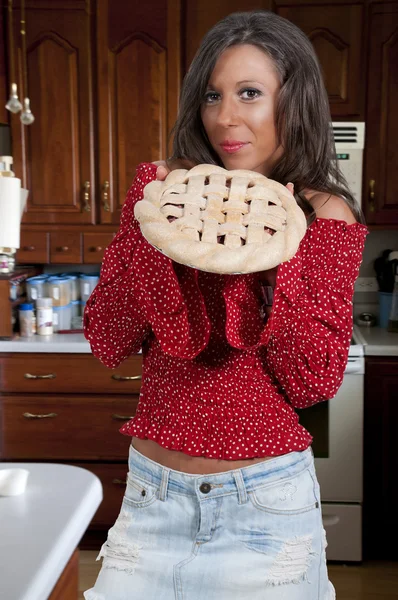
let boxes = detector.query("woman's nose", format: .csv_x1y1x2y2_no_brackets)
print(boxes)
216,98,239,127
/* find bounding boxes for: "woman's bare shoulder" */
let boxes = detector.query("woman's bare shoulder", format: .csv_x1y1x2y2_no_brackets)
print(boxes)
302,189,357,225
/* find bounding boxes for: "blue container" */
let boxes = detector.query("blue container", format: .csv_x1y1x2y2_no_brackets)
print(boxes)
379,292,393,328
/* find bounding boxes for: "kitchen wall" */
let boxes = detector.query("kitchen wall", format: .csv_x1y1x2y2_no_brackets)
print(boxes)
354,228,398,320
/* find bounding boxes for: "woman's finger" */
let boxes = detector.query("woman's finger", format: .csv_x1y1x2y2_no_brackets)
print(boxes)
286,182,295,196
156,165,169,181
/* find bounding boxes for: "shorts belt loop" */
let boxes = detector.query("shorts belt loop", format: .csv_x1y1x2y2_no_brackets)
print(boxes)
158,467,170,502
233,469,248,505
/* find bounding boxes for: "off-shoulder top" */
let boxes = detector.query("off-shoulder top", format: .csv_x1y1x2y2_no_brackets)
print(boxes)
83,162,368,459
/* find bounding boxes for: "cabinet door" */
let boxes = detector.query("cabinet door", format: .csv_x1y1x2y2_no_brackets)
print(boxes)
183,1,272,73
276,3,364,118
363,2,398,225
9,0,95,224
364,357,398,560
96,0,181,224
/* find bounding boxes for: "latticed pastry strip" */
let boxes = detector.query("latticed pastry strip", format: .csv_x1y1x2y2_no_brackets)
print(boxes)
135,164,307,274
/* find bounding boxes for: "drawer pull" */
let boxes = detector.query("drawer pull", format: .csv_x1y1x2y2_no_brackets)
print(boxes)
112,478,127,486
90,246,103,252
57,246,69,252
112,414,134,420
102,181,110,212
23,412,58,419
24,373,56,380
23,245,35,251
111,374,142,381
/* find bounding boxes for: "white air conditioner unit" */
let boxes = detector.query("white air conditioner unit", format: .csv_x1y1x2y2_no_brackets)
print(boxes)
331,122,365,205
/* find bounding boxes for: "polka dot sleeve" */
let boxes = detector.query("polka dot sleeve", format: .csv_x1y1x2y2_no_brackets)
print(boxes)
261,218,368,408
82,164,157,367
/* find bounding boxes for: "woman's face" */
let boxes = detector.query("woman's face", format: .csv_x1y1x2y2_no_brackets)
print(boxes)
200,44,284,176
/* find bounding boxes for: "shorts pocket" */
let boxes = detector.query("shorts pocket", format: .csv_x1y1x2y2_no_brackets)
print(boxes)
123,472,159,508
249,468,319,515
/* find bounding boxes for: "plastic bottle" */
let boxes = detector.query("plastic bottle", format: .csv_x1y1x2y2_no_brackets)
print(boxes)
387,262,398,333
19,303,34,337
36,297,53,335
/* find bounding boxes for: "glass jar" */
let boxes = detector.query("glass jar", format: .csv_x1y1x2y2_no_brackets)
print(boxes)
36,297,53,335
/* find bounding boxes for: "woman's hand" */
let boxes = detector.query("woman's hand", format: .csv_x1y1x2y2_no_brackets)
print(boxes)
152,158,197,181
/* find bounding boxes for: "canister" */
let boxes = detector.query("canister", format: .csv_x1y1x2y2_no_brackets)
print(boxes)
46,276,71,307
79,273,99,302
52,304,72,332
26,276,47,302
36,297,53,335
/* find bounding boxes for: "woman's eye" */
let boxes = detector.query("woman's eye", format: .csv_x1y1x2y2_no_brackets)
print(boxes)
203,91,220,104
240,88,261,100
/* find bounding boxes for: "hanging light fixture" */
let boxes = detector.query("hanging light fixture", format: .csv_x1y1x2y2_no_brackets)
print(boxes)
19,0,34,125
5,0,22,114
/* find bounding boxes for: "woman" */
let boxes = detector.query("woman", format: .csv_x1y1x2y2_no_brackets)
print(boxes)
83,10,367,600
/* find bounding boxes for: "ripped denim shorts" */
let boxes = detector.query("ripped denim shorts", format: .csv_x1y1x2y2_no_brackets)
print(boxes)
84,443,335,600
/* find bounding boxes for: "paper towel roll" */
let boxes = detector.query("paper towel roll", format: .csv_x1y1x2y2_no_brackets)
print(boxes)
0,176,22,248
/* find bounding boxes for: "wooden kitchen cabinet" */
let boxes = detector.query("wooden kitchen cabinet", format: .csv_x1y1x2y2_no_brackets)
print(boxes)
96,0,180,224
363,1,398,225
0,352,143,543
9,0,96,225
275,1,365,119
363,356,398,560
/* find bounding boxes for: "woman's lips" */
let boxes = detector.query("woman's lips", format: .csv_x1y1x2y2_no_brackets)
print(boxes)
220,142,248,154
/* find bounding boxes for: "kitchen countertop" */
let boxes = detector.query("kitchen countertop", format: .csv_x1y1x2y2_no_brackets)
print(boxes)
0,463,102,600
0,329,396,356
0,333,92,353
355,325,398,357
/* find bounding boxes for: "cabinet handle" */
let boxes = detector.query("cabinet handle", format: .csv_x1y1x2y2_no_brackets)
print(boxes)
83,181,91,212
24,373,56,379
57,246,69,252
102,181,110,212
369,179,376,213
23,412,58,419
112,413,134,420
112,478,127,486
90,246,103,253
111,374,142,381
23,245,35,251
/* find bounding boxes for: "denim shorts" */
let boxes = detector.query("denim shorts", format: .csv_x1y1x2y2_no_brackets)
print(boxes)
84,443,335,600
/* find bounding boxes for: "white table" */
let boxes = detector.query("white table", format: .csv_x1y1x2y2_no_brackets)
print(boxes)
0,463,103,600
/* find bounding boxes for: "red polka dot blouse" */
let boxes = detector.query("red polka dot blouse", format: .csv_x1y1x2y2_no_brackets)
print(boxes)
83,162,368,459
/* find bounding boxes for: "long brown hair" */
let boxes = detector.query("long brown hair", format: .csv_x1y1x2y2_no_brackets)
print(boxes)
168,10,365,225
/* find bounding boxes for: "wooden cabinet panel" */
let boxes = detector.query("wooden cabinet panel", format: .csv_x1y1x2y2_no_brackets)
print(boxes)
363,2,398,225
276,3,364,118
0,353,143,394
364,356,398,559
0,394,136,460
96,0,180,224
183,0,270,72
74,462,129,528
9,1,95,225
83,232,115,264
16,231,49,263
50,231,82,263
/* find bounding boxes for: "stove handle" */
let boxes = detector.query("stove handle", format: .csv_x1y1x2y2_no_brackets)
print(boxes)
344,358,364,374
322,515,340,527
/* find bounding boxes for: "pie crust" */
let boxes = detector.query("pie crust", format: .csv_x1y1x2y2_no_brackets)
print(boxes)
134,164,307,274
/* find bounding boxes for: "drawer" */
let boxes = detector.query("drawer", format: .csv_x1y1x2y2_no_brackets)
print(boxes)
83,233,115,264
50,232,82,263
16,231,49,263
0,354,142,394
74,462,129,529
1,394,138,460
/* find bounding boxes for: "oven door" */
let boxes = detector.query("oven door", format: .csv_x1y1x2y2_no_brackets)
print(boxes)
296,356,364,503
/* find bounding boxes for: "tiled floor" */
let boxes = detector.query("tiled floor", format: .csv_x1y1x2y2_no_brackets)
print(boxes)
79,551,398,599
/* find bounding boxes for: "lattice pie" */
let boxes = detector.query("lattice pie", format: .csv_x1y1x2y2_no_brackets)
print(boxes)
134,164,307,274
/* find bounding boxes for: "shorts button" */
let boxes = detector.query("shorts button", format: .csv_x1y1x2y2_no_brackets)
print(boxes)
199,482,211,494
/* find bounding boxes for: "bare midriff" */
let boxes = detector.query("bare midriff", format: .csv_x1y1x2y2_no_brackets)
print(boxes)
131,438,276,474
